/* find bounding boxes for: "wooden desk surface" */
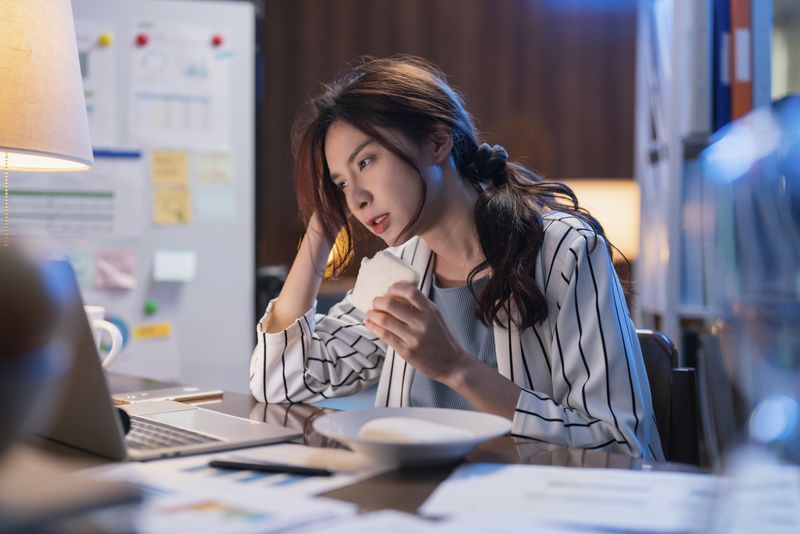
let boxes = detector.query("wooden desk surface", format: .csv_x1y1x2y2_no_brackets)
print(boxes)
100,374,698,514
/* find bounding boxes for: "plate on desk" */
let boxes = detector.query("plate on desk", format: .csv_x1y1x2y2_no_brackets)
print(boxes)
312,407,511,467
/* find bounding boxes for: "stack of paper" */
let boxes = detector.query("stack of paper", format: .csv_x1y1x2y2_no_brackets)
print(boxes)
420,463,718,533
83,443,393,532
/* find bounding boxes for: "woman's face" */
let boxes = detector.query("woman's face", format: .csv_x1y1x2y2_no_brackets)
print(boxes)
324,120,431,246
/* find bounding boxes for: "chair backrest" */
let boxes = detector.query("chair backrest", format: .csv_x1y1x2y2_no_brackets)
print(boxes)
696,332,748,469
637,329,700,465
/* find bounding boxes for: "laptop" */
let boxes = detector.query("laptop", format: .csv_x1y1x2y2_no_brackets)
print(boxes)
31,260,301,461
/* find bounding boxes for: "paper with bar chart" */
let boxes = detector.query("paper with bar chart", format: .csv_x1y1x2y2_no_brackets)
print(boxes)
1,152,144,239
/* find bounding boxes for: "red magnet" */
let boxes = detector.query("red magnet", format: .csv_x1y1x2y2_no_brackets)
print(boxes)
211,34,224,47
136,33,149,47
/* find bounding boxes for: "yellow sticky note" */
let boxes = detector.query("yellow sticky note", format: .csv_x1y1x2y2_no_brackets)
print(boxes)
151,150,189,186
133,322,172,340
153,188,192,225
195,152,233,183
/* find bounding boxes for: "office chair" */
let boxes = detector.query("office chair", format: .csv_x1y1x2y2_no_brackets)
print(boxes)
695,332,748,469
637,329,700,465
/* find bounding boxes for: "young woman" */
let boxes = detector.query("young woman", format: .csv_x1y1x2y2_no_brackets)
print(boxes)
250,56,663,459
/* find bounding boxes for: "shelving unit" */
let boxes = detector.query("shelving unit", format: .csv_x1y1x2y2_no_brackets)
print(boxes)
633,0,774,357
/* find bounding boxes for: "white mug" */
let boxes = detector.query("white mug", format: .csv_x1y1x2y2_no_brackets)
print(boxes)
84,305,123,368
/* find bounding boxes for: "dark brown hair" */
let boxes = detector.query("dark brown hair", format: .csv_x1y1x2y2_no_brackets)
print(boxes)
292,56,607,329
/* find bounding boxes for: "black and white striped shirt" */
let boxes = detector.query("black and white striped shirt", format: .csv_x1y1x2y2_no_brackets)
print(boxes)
249,211,664,459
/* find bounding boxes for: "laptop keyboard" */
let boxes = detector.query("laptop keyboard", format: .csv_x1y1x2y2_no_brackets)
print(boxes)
126,415,222,450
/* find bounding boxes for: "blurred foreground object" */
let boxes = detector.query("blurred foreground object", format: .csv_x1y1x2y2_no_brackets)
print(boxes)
0,248,57,357
0,248,62,458
702,95,800,461
0,445,140,532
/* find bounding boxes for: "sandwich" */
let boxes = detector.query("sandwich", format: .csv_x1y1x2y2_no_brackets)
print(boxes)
351,251,418,313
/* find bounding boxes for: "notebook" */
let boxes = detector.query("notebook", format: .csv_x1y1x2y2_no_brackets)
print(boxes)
30,260,300,461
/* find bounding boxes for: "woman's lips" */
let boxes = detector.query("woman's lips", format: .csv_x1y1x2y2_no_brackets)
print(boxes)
371,213,389,235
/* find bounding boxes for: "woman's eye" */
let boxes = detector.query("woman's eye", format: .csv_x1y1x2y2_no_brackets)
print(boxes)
358,157,372,171
336,180,348,191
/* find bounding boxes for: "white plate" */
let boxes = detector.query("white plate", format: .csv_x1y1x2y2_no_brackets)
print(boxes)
312,407,512,467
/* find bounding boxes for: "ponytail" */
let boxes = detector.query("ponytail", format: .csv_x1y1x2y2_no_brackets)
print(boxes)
468,144,607,329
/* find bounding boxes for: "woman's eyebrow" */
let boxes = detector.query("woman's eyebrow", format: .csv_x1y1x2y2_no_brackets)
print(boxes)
330,139,374,180
348,139,374,164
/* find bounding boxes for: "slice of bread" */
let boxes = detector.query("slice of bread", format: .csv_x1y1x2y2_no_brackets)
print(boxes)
358,416,473,443
351,251,418,313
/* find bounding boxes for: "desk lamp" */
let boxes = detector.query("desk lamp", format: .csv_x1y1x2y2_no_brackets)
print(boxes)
0,0,93,247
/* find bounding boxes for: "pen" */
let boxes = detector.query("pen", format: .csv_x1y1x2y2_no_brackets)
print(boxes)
208,459,334,477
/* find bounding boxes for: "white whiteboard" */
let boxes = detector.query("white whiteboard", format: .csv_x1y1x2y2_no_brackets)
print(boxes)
26,0,255,392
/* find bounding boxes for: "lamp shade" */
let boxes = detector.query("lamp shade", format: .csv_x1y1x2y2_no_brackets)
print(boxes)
0,0,93,171
559,179,640,261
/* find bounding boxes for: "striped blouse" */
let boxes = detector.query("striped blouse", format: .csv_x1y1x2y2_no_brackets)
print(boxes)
249,211,664,459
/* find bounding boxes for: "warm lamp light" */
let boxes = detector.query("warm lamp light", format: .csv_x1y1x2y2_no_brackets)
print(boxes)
0,0,93,245
559,179,640,261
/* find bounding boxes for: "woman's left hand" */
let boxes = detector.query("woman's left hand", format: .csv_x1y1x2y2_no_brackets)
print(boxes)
365,282,466,384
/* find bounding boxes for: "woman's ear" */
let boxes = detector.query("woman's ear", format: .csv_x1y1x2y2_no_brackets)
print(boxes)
428,128,453,164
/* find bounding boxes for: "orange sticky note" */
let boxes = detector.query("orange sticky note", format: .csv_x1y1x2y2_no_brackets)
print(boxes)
153,188,192,225
151,150,189,186
133,322,172,340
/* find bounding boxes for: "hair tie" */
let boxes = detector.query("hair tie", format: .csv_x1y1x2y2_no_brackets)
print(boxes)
474,143,509,186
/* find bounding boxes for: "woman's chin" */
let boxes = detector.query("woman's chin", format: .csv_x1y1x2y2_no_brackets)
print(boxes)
384,233,413,248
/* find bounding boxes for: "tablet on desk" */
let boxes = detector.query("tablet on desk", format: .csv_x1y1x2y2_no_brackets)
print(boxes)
112,386,224,405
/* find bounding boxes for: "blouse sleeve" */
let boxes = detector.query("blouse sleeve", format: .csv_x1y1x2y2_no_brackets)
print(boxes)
511,227,655,457
249,290,386,404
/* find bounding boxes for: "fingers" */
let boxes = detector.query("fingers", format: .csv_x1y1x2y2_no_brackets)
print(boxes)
364,316,405,351
365,309,413,352
371,293,421,327
386,282,430,311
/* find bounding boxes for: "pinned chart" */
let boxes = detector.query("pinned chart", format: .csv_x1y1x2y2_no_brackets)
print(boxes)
0,152,145,239
128,21,232,151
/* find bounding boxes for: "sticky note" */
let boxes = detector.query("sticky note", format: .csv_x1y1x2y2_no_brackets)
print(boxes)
153,250,197,282
151,150,189,186
94,250,137,290
195,151,233,183
153,188,192,225
64,250,93,287
133,322,172,340
196,184,235,223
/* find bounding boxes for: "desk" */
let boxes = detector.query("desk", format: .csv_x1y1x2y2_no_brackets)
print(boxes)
100,374,698,515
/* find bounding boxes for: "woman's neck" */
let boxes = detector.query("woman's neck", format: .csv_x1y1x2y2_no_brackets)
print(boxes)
419,169,485,285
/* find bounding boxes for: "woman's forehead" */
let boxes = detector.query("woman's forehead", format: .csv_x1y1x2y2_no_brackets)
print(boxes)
325,121,415,161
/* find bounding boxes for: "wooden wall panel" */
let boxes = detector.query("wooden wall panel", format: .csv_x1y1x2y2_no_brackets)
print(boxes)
257,0,637,267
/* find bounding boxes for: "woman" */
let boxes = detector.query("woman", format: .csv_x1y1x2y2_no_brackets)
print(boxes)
250,56,662,459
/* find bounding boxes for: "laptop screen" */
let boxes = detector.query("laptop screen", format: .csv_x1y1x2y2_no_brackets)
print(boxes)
30,260,127,460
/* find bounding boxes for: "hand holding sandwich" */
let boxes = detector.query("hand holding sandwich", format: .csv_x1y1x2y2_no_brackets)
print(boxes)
365,282,520,418
365,282,467,385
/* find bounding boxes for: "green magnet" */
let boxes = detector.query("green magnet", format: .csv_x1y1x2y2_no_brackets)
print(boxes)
143,299,159,315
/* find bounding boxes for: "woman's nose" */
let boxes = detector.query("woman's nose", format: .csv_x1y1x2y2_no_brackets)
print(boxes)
350,183,371,211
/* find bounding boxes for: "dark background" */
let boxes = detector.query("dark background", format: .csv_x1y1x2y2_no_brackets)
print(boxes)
256,0,637,269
